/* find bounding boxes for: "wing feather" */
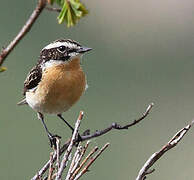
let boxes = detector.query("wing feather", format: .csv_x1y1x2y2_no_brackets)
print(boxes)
23,65,42,95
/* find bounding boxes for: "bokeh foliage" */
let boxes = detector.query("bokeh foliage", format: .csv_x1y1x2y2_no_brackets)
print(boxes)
0,67,7,73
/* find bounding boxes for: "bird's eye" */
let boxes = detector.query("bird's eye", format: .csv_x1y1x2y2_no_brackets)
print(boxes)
58,46,66,52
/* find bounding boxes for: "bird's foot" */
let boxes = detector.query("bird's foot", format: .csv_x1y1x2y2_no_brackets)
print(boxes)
48,133,61,149
77,134,82,142
74,133,82,147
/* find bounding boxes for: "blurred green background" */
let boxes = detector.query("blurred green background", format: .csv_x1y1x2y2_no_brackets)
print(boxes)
1,0,194,179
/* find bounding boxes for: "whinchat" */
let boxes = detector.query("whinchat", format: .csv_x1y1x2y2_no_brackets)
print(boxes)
18,39,92,147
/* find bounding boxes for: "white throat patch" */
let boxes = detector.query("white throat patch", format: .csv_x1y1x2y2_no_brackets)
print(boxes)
41,60,65,71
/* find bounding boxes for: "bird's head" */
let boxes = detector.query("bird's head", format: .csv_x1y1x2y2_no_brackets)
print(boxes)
39,39,92,66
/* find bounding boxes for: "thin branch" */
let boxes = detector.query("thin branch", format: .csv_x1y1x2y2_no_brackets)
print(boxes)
74,143,110,180
55,111,84,180
31,103,153,180
66,143,82,180
56,137,60,171
70,145,98,180
48,152,55,180
81,102,154,141
67,141,90,179
31,141,70,180
136,120,194,180
0,0,47,66
69,141,90,177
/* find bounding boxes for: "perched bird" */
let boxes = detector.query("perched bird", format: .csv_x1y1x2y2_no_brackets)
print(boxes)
18,39,92,147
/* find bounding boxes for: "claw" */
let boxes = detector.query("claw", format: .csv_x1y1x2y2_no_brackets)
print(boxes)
74,134,82,147
77,134,82,142
48,133,61,149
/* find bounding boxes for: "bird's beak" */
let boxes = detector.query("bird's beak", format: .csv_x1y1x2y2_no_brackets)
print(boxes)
77,47,92,53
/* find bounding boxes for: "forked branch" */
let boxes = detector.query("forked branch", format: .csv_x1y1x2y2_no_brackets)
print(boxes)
31,103,153,180
136,120,194,180
81,102,154,141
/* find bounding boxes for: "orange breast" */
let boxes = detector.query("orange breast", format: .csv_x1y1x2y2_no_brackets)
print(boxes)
36,58,86,114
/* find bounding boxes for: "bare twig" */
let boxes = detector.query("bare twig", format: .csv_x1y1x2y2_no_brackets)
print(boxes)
31,103,153,180
70,145,98,180
0,0,47,66
70,142,91,178
136,120,194,180
31,139,70,180
48,152,55,180
66,143,82,180
56,137,60,171
74,143,110,180
33,157,54,180
68,146,83,177
78,141,90,166
55,111,84,180
81,103,154,141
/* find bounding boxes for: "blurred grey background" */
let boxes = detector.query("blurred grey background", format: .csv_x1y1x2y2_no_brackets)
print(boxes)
1,0,194,179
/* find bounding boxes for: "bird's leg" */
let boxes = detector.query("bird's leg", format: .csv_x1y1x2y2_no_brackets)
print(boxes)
57,114,82,142
37,112,61,148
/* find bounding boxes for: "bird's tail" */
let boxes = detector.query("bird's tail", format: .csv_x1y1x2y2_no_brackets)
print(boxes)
17,98,28,105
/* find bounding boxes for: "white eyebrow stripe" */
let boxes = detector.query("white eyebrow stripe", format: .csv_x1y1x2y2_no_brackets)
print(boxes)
43,41,79,50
